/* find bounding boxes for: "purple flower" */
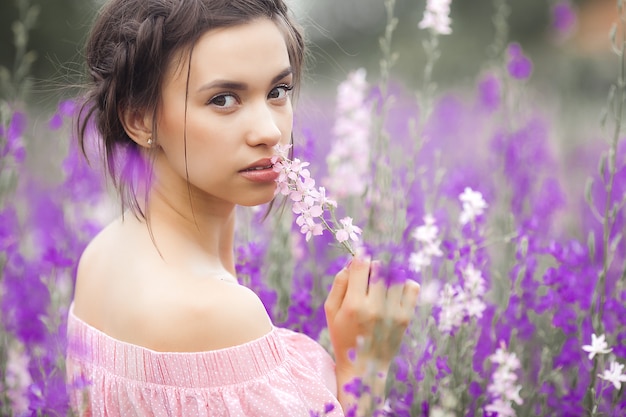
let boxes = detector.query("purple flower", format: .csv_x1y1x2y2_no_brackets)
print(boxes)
61,130,107,204
477,73,501,112
2,110,26,163
235,243,277,320
0,205,19,252
58,99,76,117
48,113,64,130
343,377,371,399
374,253,410,287
507,43,533,80
1,252,50,345
552,2,577,35
27,371,70,416
435,356,451,378
48,99,77,130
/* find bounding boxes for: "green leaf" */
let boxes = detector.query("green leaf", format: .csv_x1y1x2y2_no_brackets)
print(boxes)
610,24,620,55
599,153,607,179
12,21,27,51
520,236,529,258
24,5,40,29
588,231,596,262
609,233,622,255
585,177,594,206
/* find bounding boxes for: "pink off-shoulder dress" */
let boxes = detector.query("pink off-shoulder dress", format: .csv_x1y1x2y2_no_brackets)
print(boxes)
66,305,344,417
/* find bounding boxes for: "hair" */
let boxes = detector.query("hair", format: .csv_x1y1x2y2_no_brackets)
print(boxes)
77,0,305,217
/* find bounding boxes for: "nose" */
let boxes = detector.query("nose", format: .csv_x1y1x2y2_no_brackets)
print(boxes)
245,101,283,148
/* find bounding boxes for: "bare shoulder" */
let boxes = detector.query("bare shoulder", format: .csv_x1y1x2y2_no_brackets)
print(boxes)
72,216,127,322
144,280,274,352
72,216,273,352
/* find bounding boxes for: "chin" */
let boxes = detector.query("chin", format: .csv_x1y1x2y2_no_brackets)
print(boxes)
238,189,277,208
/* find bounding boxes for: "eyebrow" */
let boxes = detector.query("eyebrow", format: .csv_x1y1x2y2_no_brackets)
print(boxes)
196,67,293,93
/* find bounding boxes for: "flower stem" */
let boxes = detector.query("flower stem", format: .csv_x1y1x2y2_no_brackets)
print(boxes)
320,214,356,257
366,0,400,243
585,2,626,414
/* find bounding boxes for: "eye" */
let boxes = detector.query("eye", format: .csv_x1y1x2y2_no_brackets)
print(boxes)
208,93,238,108
268,84,293,100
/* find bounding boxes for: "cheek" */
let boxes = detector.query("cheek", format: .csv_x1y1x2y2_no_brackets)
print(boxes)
156,99,186,152
279,106,294,142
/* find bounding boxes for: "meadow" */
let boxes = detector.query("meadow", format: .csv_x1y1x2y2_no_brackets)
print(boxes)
0,0,624,415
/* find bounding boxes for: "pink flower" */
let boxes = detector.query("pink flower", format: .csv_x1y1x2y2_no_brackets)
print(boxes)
274,145,361,255
335,217,362,243
296,214,324,242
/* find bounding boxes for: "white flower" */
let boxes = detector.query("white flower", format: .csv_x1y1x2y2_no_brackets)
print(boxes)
6,343,32,414
430,407,456,417
484,398,516,417
409,214,443,273
418,0,453,35
412,214,438,242
459,187,488,225
409,251,431,273
465,297,486,319
598,360,626,390
437,284,466,332
463,264,486,297
436,263,487,331
491,346,521,370
485,343,523,417
418,280,441,305
582,333,612,360
324,69,371,198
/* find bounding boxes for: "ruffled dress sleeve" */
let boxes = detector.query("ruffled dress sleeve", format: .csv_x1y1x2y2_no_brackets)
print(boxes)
66,307,344,417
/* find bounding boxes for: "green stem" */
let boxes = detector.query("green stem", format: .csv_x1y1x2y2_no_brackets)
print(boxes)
366,0,398,242
586,3,626,415
487,0,510,61
320,215,356,257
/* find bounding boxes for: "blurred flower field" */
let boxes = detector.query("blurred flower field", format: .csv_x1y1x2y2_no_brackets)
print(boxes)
1,0,625,416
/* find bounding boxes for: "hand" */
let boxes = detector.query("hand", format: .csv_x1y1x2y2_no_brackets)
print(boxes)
324,256,421,375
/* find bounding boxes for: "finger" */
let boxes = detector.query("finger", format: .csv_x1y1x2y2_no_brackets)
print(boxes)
401,280,421,312
386,279,405,308
367,261,387,307
325,266,350,316
345,256,371,297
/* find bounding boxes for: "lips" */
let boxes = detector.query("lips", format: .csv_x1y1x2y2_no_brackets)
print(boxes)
239,158,280,183
240,158,274,172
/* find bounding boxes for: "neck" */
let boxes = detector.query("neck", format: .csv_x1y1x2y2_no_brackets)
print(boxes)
142,179,238,277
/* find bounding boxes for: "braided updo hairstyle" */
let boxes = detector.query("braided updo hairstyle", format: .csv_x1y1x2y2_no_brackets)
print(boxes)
78,0,305,216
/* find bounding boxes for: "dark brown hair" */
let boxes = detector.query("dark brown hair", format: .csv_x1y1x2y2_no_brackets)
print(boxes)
77,0,305,216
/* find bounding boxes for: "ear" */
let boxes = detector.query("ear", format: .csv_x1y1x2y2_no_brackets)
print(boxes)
119,106,154,148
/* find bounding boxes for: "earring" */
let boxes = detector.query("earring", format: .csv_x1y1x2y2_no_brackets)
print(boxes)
147,137,153,146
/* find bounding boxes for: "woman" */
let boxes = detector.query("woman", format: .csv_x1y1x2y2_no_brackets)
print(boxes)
66,0,420,415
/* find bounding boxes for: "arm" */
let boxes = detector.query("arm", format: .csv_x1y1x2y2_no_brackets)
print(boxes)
324,257,421,416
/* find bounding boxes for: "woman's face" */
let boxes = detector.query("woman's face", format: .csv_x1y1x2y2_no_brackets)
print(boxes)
153,18,293,208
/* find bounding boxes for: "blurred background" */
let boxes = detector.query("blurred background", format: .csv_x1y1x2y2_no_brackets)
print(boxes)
0,0,621,161
0,0,618,100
